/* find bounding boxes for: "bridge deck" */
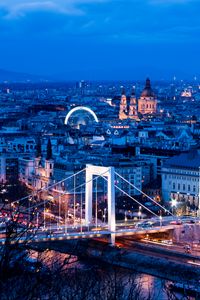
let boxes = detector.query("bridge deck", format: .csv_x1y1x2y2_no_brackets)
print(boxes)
0,225,176,245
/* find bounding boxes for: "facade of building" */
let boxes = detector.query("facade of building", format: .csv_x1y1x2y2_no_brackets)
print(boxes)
119,89,128,120
161,150,200,210
0,137,36,153
129,90,138,119
0,154,19,183
33,158,54,190
18,156,54,190
119,88,139,120
19,157,35,187
138,78,157,114
115,164,142,196
119,78,157,120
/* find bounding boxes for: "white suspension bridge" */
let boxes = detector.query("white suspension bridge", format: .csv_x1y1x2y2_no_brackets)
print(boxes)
0,164,184,245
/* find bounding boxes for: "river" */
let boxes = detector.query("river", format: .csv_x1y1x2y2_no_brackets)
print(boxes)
27,249,196,300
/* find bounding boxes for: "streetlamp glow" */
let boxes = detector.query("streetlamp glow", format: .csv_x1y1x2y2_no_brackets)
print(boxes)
138,206,142,220
102,208,106,223
171,198,177,216
171,199,177,207
124,211,127,222
159,215,163,227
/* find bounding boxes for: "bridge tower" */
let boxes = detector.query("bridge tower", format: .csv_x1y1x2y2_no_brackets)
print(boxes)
85,164,116,233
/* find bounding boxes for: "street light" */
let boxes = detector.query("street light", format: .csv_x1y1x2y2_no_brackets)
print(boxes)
64,210,68,235
138,206,142,220
171,198,177,216
102,208,106,224
36,212,39,228
124,211,127,223
159,215,163,227
87,221,90,232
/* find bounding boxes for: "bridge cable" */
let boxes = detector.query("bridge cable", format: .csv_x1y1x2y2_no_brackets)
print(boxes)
22,168,111,214
12,168,86,205
73,175,76,226
102,175,158,218
95,177,98,228
115,171,174,217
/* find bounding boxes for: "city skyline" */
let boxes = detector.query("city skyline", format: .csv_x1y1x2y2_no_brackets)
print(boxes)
1,47,200,297
1,1,200,298
0,0,200,80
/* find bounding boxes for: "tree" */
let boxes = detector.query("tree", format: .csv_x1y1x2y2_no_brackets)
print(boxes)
192,115,197,122
0,179,31,203
138,112,143,120
46,138,52,160
36,138,42,158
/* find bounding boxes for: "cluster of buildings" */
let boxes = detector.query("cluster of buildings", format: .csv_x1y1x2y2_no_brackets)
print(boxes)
1,78,200,215
119,78,157,120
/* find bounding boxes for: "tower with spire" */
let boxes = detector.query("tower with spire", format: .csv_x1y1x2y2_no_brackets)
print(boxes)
45,138,54,179
119,88,128,120
129,87,138,119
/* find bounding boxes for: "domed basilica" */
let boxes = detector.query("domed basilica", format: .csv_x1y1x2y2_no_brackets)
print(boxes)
119,78,157,120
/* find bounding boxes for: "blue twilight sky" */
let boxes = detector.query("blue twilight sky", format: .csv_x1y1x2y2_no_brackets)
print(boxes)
0,0,200,80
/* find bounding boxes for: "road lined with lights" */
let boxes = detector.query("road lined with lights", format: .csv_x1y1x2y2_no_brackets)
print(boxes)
116,237,200,266
0,222,190,244
0,214,199,246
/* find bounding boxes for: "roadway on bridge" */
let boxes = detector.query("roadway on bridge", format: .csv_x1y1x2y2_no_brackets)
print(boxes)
0,215,199,245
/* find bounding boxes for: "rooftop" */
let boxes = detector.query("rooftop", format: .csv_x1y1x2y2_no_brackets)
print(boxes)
163,150,200,169
141,78,155,98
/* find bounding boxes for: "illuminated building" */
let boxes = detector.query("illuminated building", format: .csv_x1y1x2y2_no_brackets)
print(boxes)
162,150,200,212
181,89,192,98
119,79,157,119
119,88,139,120
119,88,128,120
129,88,138,119
138,78,157,115
0,155,18,183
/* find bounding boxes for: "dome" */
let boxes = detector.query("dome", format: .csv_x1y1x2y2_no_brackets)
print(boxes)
141,78,155,97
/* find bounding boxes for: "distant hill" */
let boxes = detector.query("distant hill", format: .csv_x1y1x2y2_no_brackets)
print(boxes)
0,68,48,83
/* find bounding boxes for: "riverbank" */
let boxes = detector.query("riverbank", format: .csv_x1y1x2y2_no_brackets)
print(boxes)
30,238,200,285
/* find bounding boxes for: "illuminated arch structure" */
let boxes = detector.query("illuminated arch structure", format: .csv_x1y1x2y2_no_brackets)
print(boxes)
64,106,99,129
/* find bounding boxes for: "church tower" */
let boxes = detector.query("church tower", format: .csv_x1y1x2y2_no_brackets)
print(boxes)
138,78,157,115
119,88,128,120
129,87,138,119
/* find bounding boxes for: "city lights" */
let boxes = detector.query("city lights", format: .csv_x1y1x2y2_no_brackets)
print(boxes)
0,7,200,294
